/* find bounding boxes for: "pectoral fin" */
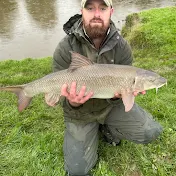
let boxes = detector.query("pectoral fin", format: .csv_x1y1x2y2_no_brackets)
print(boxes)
45,93,60,106
121,92,135,112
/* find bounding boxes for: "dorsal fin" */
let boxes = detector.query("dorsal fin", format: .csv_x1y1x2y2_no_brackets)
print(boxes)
68,51,94,72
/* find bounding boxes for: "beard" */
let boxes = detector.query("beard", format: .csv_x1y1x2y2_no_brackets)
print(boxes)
83,18,110,39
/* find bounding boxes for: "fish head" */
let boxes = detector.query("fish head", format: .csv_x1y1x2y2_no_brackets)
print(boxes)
134,69,167,91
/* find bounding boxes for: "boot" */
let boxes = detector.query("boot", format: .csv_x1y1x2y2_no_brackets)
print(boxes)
99,124,121,146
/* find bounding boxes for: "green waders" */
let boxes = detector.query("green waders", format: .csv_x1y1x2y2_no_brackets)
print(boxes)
63,100,162,175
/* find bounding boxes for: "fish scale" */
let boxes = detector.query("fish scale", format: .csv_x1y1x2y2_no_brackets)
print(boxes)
23,65,130,98
0,52,167,112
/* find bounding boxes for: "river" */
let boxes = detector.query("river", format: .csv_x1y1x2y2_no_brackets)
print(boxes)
0,0,175,60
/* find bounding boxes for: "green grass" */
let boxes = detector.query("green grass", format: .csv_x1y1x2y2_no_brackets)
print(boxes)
122,6,176,60
0,6,176,176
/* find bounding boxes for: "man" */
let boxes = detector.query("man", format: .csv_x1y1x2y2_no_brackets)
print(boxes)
48,0,163,175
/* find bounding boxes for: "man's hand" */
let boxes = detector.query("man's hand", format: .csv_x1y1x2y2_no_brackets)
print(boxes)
113,90,146,99
133,90,146,96
61,82,94,107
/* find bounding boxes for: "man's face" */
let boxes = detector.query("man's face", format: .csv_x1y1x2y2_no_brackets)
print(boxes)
81,0,113,39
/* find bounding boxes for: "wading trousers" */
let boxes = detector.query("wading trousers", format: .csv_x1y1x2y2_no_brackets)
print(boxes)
63,101,163,176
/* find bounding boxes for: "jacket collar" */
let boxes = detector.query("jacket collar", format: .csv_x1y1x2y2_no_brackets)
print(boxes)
63,14,120,53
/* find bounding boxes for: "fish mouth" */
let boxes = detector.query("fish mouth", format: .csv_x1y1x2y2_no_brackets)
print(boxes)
158,77,167,87
155,77,167,93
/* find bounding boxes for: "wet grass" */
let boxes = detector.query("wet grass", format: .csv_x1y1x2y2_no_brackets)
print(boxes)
0,6,176,176
122,6,176,60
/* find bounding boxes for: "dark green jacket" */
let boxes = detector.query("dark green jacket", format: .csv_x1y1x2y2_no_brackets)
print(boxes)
53,14,133,124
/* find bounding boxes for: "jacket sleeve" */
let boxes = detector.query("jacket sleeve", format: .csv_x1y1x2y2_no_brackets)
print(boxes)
53,37,72,72
52,37,86,113
119,39,133,65
107,38,133,105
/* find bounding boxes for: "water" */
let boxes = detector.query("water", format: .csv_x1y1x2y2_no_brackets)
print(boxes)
0,0,175,61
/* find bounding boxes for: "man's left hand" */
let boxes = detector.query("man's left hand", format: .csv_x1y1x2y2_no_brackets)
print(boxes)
113,90,146,99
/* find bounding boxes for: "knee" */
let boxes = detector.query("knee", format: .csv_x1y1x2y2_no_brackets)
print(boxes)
64,136,98,175
64,151,98,175
65,161,89,175
144,122,163,144
64,122,99,175
138,121,163,144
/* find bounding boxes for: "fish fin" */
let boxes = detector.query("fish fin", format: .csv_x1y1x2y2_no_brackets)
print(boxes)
121,92,135,112
45,93,60,106
68,51,94,72
0,86,32,112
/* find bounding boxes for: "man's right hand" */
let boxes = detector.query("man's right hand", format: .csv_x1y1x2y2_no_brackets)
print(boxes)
61,81,94,107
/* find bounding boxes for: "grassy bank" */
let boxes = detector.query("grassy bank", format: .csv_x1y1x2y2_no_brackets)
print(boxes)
0,7,176,176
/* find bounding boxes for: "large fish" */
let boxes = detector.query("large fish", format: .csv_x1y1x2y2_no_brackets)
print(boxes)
0,52,167,112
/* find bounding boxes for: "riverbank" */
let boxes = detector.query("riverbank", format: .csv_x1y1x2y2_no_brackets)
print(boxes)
1,0,175,61
0,7,176,176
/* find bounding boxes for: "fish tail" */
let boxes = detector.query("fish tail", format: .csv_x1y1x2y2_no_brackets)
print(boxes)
0,86,32,112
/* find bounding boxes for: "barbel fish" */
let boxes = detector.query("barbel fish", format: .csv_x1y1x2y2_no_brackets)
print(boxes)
0,52,167,112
